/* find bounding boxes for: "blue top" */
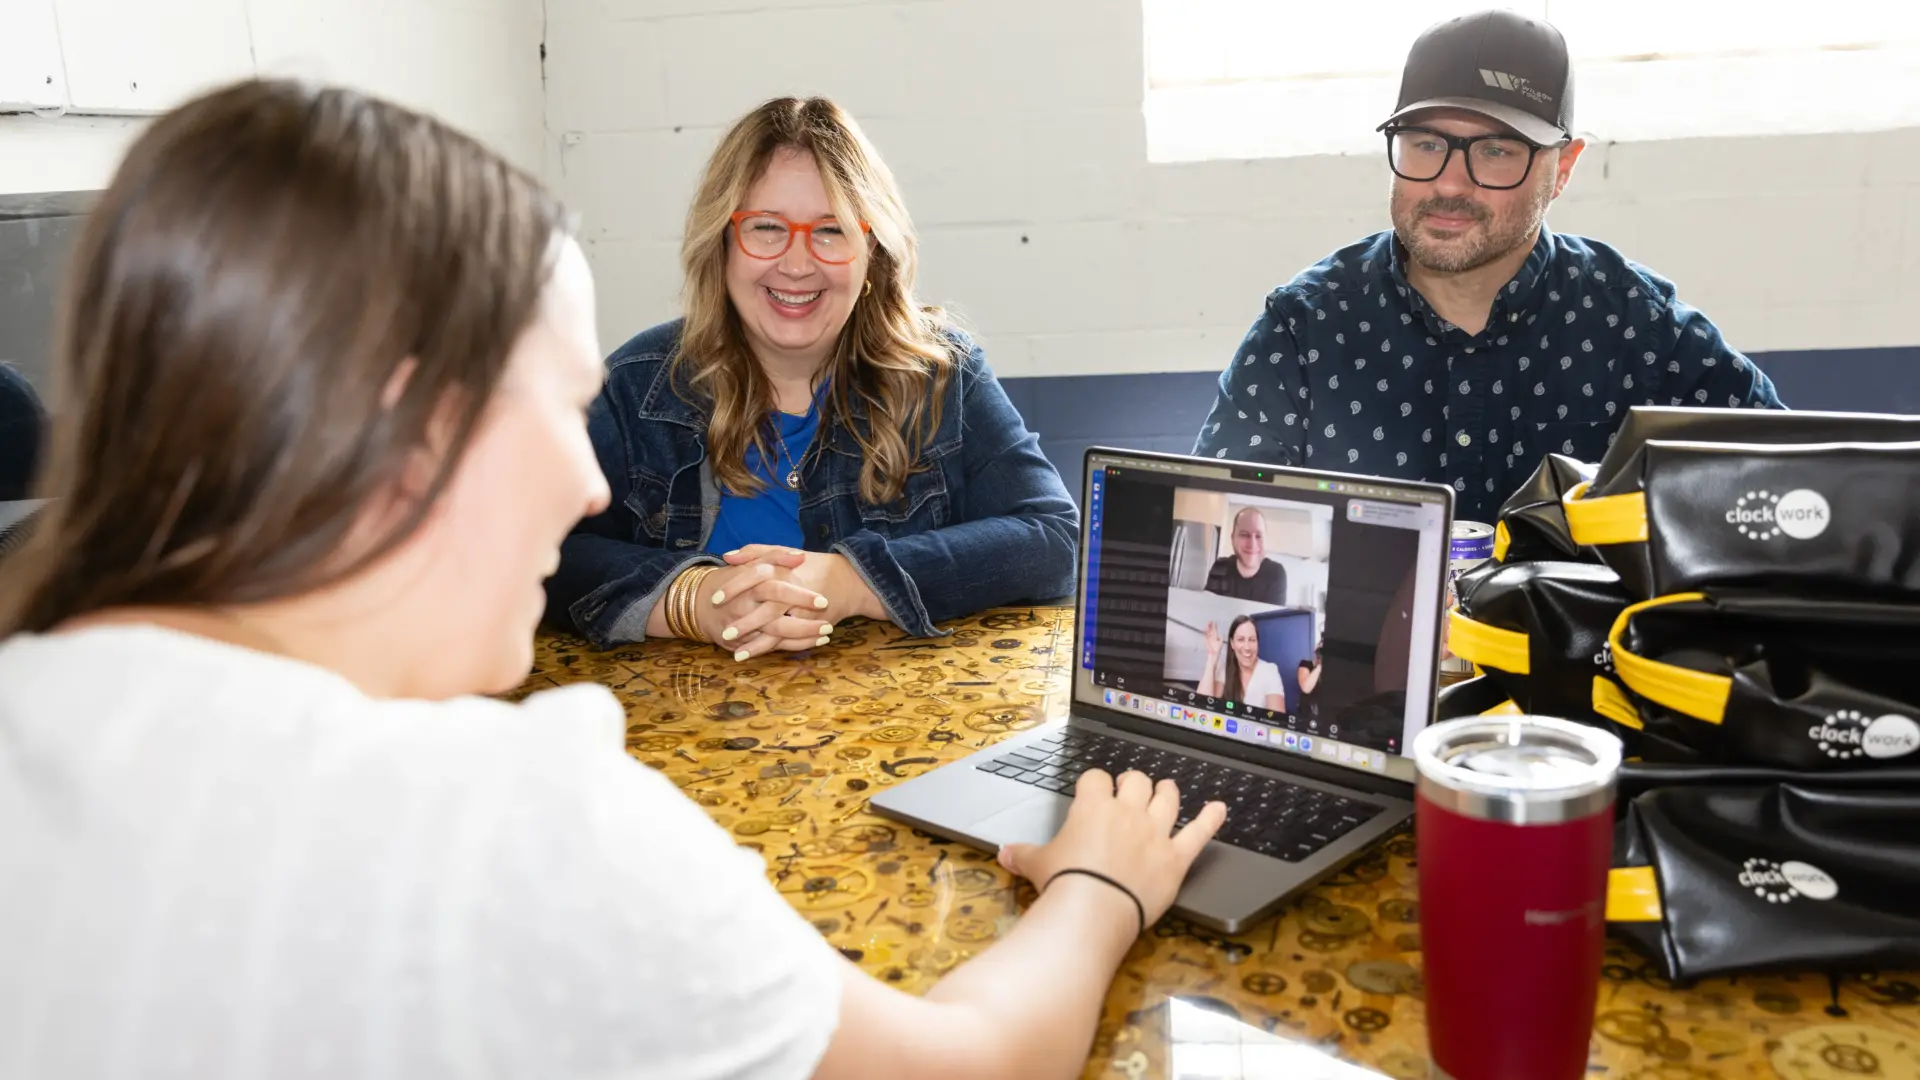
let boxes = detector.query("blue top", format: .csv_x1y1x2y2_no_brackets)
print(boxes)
1193,227,1785,522
704,391,823,555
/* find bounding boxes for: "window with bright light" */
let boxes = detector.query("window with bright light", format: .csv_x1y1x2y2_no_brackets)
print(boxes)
1144,1,1920,163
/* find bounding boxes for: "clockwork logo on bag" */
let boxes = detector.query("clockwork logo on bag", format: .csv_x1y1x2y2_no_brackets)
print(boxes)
1738,858,1839,904
1725,488,1830,541
1810,709,1920,760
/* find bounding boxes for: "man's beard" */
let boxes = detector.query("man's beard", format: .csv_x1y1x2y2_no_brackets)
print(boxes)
1394,179,1552,274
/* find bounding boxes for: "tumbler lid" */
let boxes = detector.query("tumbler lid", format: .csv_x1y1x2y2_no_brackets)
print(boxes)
1413,716,1620,824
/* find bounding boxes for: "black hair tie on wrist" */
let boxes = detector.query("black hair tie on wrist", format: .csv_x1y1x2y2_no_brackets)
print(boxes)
1044,867,1147,937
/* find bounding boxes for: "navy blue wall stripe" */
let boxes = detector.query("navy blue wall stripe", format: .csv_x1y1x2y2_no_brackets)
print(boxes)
1002,346,1920,501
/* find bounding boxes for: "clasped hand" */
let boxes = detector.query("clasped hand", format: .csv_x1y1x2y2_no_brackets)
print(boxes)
686,545,885,659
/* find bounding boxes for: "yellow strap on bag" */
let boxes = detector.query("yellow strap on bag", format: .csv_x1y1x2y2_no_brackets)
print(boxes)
1590,676,1645,731
1606,593,1732,725
1606,866,1663,922
1561,479,1650,546
1447,607,1530,675
1492,519,1512,562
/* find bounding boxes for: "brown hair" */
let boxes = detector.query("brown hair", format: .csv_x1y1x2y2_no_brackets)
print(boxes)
676,96,952,506
0,78,569,635
1223,614,1258,704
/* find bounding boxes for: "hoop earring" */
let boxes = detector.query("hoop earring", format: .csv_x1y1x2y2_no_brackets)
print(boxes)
862,279,873,297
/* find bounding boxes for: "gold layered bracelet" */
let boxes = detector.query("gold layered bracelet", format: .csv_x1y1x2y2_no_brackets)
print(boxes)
682,569,699,641
689,566,717,641
666,570,687,641
669,568,694,642
665,565,718,643
688,566,706,640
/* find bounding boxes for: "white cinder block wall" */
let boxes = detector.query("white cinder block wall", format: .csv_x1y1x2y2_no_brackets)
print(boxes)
546,0,1920,375
0,0,547,195
5,0,1916,374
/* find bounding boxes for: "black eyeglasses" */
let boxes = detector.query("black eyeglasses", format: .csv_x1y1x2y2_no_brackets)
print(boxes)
1384,126,1564,190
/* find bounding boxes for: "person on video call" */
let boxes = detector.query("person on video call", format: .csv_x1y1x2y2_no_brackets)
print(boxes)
1192,8,1782,523
1205,507,1287,605
1297,642,1323,697
1198,615,1287,711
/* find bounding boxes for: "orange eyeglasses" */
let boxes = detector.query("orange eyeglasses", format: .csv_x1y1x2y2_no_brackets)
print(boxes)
729,211,871,265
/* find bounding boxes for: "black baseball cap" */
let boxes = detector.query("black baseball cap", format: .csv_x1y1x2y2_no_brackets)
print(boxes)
1377,9,1573,146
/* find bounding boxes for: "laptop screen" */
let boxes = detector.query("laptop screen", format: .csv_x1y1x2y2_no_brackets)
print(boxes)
1075,450,1453,784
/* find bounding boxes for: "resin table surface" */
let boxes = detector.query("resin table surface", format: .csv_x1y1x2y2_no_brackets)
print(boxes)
510,608,1920,1080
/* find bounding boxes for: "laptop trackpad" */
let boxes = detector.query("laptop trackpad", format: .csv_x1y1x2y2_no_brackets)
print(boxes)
972,793,1069,847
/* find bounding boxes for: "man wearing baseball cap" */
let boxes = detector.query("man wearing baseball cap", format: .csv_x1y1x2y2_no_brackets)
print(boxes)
1193,9,1782,522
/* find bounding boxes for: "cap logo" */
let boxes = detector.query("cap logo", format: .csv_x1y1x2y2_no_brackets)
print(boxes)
1479,68,1553,105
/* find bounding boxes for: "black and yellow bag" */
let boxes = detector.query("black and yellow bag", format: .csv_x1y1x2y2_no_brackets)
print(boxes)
1558,408,1920,981
1448,559,1645,745
1565,438,1920,601
1490,452,1597,564
1615,760,1920,800
1607,778,1920,982
1433,673,1516,721
1592,404,1920,492
1608,591,1920,770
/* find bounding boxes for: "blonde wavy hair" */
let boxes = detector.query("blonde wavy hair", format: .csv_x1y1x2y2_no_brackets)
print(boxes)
676,97,953,506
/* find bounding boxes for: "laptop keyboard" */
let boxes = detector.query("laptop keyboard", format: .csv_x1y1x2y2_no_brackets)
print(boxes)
977,728,1385,862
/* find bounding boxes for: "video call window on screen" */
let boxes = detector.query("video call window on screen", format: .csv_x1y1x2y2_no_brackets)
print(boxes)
1083,462,1442,765
1162,489,1331,720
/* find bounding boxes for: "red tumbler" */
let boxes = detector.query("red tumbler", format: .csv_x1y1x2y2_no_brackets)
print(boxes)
1413,716,1622,1080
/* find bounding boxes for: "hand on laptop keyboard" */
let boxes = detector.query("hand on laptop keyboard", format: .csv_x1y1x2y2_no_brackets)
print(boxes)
995,768,1226,932
981,728,1384,862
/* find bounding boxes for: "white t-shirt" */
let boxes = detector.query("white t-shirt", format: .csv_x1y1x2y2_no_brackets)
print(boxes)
1218,657,1286,708
0,625,842,1080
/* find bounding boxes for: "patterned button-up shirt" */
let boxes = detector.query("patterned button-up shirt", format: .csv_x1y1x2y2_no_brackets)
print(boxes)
1193,227,1784,523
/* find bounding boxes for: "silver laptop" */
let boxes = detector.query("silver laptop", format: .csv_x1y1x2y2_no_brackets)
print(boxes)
871,447,1454,932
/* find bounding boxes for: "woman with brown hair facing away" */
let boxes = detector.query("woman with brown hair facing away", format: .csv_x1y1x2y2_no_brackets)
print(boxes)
0,79,1223,1079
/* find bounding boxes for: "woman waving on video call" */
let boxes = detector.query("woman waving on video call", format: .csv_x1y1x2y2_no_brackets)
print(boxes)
1197,615,1288,710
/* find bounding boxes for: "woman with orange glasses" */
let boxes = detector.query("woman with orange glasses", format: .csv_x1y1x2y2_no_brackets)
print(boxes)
547,97,1078,655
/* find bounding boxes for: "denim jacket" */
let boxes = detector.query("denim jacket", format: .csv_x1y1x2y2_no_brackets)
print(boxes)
546,319,1079,646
